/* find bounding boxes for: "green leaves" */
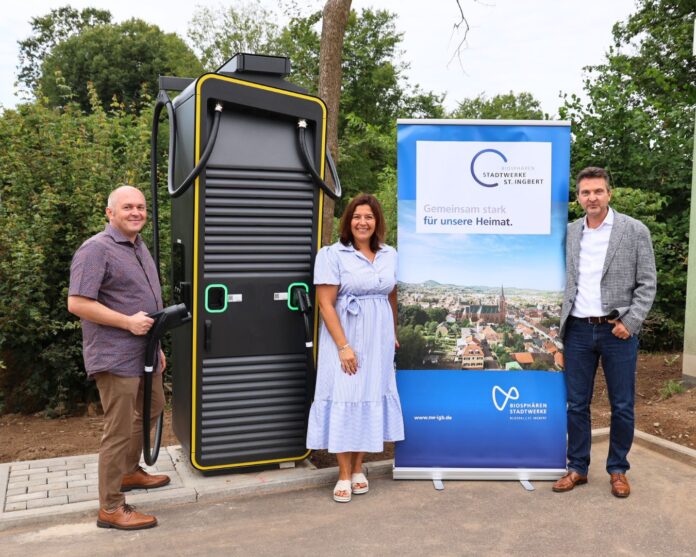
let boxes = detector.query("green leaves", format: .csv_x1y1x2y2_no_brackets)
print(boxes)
562,0,695,350
0,94,156,413
187,2,282,70
17,6,112,96
452,92,548,120
36,19,203,112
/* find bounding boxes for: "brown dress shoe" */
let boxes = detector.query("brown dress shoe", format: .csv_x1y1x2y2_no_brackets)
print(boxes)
610,473,630,498
552,470,588,492
121,466,171,492
97,503,158,530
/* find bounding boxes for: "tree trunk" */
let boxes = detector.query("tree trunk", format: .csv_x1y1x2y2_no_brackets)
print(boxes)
318,0,351,246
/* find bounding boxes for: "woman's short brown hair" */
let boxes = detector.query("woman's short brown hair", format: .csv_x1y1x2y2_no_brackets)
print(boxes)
339,193,386,252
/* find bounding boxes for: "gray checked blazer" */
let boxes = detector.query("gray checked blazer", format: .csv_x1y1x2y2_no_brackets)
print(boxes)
559,209,656,338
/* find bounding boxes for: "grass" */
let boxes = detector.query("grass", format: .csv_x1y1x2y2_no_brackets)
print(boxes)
658,379,685,400
663,354,681,366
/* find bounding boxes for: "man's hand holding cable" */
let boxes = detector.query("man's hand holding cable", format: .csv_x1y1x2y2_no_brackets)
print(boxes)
127,311,154,336
339,343,358,375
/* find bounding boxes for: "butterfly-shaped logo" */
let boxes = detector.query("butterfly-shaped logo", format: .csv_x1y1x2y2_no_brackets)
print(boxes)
492,385,520,411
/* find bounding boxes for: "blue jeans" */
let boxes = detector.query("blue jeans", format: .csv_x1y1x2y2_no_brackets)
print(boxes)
563,317,639,476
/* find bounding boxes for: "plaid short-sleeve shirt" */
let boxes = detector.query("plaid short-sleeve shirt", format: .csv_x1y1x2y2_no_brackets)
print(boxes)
69,224,163,377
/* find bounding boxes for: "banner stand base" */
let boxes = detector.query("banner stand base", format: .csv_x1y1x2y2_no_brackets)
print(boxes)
393,467,566,481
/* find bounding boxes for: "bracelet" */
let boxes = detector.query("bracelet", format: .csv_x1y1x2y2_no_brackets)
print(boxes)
338,343,350,352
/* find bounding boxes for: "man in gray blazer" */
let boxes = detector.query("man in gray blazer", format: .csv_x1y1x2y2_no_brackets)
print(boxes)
553,167,656,498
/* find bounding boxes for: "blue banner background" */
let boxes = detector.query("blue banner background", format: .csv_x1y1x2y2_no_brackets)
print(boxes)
395,370,567,468
395,121,571,471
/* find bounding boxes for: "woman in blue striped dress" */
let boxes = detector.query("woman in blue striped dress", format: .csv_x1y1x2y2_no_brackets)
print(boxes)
307,193,404,502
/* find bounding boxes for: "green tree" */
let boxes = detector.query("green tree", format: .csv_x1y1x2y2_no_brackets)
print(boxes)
39,19,203,111
335,9,443,212
560,0,695,349
396,325,427,369
426,307,448,323
374,165,397,245
339,9,410,130
276,11,323,92
0,88,155,414
400,305,429,327
504,332,525,352
187,1,281,70
451,91,548,120
495,347,512,367
17,6,112,95
533,359,552,371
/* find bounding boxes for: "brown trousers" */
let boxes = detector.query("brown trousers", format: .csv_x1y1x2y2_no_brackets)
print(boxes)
94,372,165,510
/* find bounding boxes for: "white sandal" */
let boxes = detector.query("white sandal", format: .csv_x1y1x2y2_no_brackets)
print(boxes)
351,472,369,494
333,479,352,503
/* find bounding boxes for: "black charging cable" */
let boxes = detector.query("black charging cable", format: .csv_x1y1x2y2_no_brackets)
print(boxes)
151,90,224,199
142,304,191,466
149,85,212,465
142,319,164,467
292,287,317,415
150,92,225,277
297,119,342,200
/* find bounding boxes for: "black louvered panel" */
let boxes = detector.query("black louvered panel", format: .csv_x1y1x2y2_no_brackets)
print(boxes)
200,444,306,462
207,167,313,184
199,353,308,462
204,165,315,279
202,404,305,420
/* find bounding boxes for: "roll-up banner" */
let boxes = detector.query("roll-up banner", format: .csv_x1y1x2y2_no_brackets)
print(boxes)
394,120,571,480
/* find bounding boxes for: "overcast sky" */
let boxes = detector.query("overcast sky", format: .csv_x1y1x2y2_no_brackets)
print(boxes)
0,0,639,115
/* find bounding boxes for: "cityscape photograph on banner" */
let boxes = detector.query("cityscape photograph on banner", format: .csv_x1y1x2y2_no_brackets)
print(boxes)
398,134,566,375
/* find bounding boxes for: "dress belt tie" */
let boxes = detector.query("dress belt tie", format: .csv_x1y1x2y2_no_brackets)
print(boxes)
336,295,389,356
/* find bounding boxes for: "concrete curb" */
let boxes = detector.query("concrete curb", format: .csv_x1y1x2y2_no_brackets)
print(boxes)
1,430,692,532
167,445,393,504
633,429,696,466
1,499,98,530
0,462,9,520
592,427,696,464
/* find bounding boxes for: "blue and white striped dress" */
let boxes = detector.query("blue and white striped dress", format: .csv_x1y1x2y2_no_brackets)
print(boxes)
307,242,404,453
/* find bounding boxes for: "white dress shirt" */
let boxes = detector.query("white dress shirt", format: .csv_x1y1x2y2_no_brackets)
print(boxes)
571,208,614,318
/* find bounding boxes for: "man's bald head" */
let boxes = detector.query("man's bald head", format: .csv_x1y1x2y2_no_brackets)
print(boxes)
107,185,144,211
105,185,147,242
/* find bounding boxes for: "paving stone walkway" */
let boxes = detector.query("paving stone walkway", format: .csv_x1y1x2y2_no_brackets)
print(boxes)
3,452,176,512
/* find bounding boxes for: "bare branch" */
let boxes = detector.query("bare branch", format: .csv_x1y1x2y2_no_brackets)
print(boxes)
450,0,471,66
449,0,492,69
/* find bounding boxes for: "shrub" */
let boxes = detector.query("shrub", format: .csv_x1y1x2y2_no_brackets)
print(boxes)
0,87,163,413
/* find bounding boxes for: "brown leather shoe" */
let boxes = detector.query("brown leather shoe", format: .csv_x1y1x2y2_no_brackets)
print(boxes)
552,470,588,492
97,503,158,530
610,473,630,498
121,466,171,492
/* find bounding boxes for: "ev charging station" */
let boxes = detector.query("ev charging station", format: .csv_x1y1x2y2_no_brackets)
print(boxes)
151,54,340,473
